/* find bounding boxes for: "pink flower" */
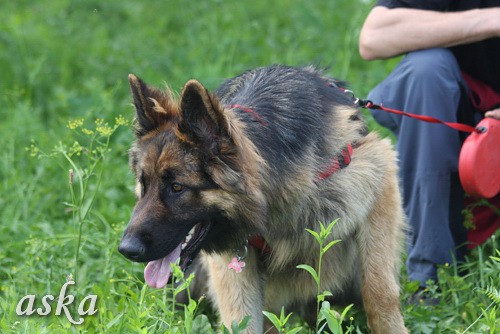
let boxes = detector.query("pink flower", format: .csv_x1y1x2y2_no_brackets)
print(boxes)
227,257,246,273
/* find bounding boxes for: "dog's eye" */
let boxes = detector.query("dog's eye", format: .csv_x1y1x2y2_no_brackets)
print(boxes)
171,182,184,193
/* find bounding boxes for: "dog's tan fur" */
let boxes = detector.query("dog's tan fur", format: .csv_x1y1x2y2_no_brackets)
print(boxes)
199,130,407,333
121,66,408,333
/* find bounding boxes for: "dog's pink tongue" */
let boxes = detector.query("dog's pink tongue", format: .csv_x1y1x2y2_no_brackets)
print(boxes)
144,244,182,288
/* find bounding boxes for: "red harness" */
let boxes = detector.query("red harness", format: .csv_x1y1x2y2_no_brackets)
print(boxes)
229,104,354,182
228,104,354,254
317,144,353,181
248,235,271,254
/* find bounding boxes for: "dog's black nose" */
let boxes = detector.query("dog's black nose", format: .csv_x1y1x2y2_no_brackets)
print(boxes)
118,234,145,260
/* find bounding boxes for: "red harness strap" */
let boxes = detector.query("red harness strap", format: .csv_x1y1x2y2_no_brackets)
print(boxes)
229,104,355,254
317,144,353,181
229,104,268,126
247,144,353,254
248,235,271,254
228,104,354,180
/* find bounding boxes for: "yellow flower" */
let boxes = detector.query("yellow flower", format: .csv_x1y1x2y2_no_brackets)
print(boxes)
115,115,129,126
82,128,94,135
96,124,113,136
26,143,40,157
68,118,84,130
69,141,83,156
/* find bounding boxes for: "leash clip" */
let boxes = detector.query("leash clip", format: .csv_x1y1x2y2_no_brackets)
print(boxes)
343,89,359,105
475,126,487,134
235,239,248,262
228,240,248,273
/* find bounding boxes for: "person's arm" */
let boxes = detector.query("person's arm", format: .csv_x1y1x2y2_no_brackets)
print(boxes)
359,6,500,60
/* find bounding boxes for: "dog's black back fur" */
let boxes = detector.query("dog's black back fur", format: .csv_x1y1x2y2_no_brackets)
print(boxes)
216,65,357,179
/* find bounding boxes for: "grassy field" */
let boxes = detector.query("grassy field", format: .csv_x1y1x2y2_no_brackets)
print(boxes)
0,0,498,333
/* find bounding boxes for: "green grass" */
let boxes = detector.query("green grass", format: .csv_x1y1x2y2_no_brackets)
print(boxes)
0,0,498,333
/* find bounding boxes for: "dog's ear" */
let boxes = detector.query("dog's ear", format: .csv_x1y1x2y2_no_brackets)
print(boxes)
128,74,177,137
179,80,248,193
178,80,229,146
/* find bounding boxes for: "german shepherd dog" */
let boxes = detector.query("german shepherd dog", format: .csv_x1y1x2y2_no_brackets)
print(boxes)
119,65,408,333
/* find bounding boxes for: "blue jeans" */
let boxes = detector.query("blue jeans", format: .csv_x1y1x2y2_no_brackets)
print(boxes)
368,49,478,285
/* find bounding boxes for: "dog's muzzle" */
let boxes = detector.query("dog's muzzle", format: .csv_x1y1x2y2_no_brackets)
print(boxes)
118,234,145,261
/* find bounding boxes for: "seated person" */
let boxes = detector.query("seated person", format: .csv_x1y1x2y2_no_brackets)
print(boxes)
358,0,500,301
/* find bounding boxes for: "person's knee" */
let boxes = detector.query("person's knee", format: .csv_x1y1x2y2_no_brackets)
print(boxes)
367,48,462,130
402,48,461,83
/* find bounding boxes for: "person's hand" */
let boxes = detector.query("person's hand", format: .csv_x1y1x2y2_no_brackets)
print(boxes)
485,108,500,120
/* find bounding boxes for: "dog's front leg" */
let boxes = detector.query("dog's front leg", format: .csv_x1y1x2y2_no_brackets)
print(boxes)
202,249,264,334
358,175,409,334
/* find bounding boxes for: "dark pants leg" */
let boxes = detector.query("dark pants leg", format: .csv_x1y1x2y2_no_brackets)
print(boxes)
368,49,471,285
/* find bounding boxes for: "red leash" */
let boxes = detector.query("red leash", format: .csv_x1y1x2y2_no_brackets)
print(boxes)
334,83,481,133
356,99,480,133
348,91,499,200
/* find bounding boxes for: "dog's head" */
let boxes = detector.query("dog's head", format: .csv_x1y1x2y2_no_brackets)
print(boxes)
118,75,266,288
